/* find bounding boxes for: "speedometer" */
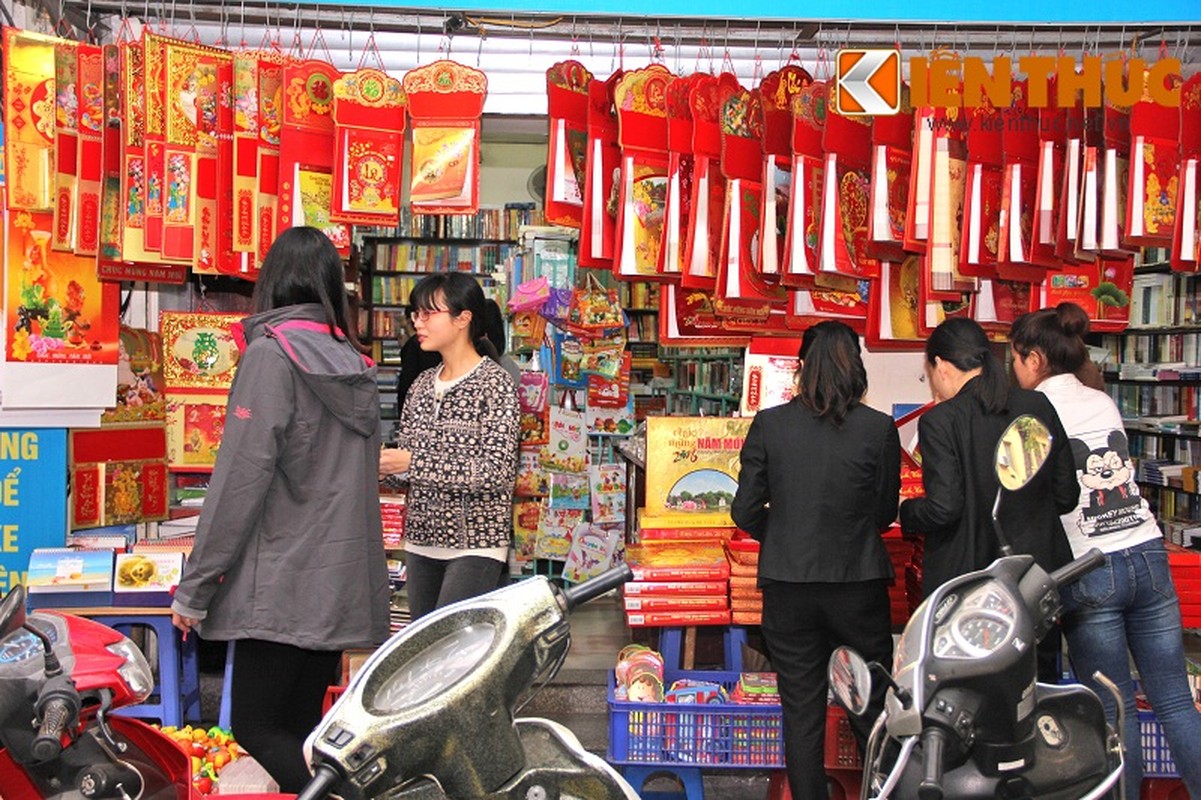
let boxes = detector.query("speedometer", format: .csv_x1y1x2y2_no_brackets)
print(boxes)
955,613,1011,655
930,581,1017,660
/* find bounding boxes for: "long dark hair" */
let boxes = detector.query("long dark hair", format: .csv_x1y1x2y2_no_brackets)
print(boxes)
796,320,867,425
925,317,1008,414
408,273,500,361
253,227,358,347
1010,302,1097,384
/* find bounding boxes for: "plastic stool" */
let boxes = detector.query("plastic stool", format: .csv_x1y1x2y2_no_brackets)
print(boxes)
659,626,748,672
620,765,704,800
92,614,200,727
218,641,235,730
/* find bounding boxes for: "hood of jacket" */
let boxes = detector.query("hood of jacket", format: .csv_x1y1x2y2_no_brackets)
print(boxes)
236,304,378,438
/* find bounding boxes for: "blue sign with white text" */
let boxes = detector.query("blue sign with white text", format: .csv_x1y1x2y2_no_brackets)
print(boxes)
0,429,68,595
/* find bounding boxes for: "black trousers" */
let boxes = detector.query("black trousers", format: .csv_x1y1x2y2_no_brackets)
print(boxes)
761,580,894,800
405,551,506,621
229,639,341,793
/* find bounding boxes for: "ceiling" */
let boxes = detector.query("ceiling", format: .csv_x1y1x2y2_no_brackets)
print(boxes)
15,0,1201,119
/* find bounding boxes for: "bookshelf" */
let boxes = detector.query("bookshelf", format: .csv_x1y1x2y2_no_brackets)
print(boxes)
657,348,743,416
1098,249,1201,539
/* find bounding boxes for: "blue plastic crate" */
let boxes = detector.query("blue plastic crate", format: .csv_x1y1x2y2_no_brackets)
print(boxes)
607,670,784,768
1139,708,1180,778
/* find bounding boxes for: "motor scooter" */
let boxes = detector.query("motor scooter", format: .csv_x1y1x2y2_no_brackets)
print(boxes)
0,584,202,799
0,561,637,800
827,414,1125,800
294,563,640,800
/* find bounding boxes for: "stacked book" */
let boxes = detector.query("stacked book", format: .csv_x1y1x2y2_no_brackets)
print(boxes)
729,672,780,705
724,533,763,626
1138,459,1188,486
380,495,406,550
1167,542,1201,629
623,539,732,627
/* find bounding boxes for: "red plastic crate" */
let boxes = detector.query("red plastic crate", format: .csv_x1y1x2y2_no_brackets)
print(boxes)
824,704,862,770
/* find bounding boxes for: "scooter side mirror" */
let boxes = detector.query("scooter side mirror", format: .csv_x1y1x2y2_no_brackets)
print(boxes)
994,414,1053,491
0,585,27,641
828,646,872,716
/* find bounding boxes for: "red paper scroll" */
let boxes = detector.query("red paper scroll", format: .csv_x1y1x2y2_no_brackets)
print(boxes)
544,60,592,229
612,64,672,281
403,60,488,216
579,72,621,268
278,59,350,253
331,68,406,227
756,65,811,278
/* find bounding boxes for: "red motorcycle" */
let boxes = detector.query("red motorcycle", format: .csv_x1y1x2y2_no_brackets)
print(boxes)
0,584,203,799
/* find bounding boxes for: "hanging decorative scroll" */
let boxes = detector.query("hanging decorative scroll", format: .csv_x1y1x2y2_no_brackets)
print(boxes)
52,39,80,252
278,58,350,253
162,37,233,266
74,42,104,257
1170,75,1201,271
658,73,702,277
579,71,621,268
756,65,811,278
544,60,592,228
3,28,56,212
781,81,826,289
403,59,487,215
331,67,406,226
612,64,673,281
680,73,726,290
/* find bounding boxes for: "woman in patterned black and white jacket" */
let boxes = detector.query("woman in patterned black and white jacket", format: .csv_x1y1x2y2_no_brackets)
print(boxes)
379,272,520,620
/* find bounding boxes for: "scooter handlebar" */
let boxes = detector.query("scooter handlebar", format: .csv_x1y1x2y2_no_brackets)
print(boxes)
1049,548,1106,589
31,697,72,761
295,764,341,800
560,564,633,611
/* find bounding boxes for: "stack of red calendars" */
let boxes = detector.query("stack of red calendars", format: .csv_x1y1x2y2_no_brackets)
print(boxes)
623,535,733,627
724,533,763,626
1167,542,1201,629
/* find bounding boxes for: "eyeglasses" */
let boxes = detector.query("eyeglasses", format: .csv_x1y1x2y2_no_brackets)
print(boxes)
411,308,450,323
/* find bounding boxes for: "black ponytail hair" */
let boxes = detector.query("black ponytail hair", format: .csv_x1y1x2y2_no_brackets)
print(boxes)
925,317,1008,414
408,272,500,362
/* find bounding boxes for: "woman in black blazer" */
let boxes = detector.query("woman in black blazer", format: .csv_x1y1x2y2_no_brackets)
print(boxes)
899,317,1078,681
732,321,900,800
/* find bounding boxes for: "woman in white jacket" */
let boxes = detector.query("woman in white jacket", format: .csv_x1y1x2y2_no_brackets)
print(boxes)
1010,302,1200,799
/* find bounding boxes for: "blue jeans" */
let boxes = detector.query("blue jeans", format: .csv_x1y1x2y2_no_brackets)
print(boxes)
1060,538,1201,799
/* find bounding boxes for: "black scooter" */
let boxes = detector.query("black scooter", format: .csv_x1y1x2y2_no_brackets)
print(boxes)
295,564,640,800
828,414,1124,799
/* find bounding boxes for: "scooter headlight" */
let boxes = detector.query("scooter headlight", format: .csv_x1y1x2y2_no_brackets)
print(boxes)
107,639,154,701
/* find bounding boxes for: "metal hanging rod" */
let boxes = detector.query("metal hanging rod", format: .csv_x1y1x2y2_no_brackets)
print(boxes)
50,0,1195,56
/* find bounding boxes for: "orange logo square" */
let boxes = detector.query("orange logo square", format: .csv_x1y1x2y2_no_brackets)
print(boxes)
836,49,902,116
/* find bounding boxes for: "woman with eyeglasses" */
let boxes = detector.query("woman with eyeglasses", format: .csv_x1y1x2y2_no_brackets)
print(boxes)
379,273,520,619
899,317,1078,682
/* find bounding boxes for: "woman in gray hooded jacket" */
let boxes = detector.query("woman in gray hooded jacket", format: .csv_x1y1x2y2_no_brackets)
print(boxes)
171,227,389,791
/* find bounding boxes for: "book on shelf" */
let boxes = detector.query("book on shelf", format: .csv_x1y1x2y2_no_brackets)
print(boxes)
379,204,542,240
